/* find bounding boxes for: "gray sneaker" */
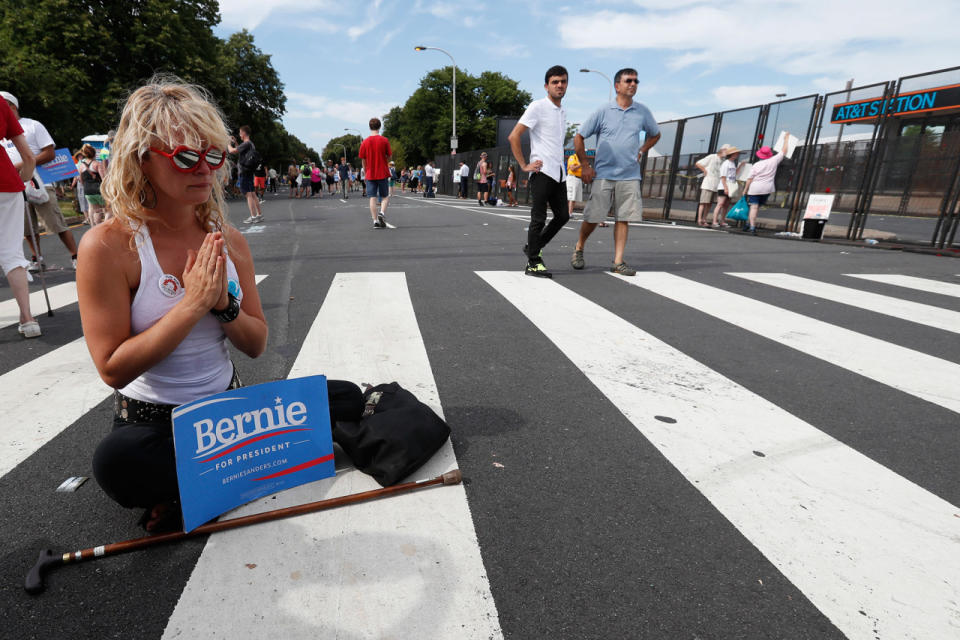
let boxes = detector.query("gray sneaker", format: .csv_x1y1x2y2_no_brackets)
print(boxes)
610,262,636,276
571,250,585,270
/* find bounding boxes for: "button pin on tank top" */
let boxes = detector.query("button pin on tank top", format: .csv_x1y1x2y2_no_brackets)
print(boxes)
158,274,182,298
227,278,240,298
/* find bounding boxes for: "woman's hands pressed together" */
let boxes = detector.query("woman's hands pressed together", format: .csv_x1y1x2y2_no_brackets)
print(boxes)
182,232,228,315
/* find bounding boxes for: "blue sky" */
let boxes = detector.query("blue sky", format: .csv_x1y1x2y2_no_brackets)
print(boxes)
216,0,959,155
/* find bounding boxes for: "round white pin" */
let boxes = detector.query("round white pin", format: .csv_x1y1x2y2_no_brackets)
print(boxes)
158,274,182,297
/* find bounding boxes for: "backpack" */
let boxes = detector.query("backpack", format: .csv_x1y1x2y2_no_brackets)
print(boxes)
332,382,451,487
81,159,101,195
239,143,262,172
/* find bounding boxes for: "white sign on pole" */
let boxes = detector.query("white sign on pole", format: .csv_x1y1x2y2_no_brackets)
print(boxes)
803,193,835,220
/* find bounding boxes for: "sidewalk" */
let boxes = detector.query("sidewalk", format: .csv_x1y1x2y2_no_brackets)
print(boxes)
639,197,897,240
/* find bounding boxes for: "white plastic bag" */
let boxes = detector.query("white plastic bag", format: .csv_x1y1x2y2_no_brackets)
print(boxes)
24,176,50,204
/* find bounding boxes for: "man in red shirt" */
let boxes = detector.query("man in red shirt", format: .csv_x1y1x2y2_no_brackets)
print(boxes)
357,117,393,229
0,100,41,337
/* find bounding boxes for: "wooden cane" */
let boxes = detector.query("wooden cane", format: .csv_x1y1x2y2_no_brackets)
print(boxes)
26,469,462,594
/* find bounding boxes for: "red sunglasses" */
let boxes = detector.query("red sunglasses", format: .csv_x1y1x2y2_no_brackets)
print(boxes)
149,145,226,172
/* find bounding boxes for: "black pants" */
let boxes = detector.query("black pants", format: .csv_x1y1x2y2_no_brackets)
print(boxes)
92,380,364,509
458,178,468,198
527,172,570,258
423,176,434,196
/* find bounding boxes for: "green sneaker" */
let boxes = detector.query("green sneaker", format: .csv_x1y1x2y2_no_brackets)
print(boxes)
610,262,636,276
524,259,553,278
571,250,585,270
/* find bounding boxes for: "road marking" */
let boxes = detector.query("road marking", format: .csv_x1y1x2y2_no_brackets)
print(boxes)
728,272,960,334
845,274,960,298
0,338,110,478
614,271,960,414
164,273,503,639
402,195,706,231
477,270,960,640
0,282,78,329
0,276,267,479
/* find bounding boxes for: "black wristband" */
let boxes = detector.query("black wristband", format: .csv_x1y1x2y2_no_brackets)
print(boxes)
211,292,241,323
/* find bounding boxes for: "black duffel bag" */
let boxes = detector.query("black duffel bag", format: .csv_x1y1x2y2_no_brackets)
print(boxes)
332,382,450,487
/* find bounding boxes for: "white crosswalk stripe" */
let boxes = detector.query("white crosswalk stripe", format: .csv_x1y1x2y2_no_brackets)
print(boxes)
728,272,960,333
163,273,503,639
0,338,110,478
845,273,960,298
0,282,78,329
612,271,960,414
477,270,960,640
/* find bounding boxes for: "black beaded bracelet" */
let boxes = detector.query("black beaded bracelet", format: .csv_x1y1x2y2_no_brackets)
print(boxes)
211,292,240,323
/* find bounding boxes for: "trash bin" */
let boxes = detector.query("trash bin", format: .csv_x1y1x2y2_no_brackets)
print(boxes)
801,218,826,240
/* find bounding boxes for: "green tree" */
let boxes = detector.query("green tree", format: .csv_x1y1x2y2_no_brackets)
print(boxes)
0,1,306,170
382,68,531,164
0,0,224,147
322,134,362,166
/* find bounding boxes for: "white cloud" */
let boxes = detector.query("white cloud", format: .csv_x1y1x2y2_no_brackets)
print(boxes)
218,0,380,34
557,1,958,84
218,0,334,30
413,0,478,28
286,92,396,122
711,85,788,109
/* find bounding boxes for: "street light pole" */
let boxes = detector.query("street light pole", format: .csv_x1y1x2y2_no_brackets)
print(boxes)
772,93,787,143
344,127,363,140
415,46,457,153
580,68,613,102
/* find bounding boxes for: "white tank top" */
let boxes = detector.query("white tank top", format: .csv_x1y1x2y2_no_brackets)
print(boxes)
118,224,243,406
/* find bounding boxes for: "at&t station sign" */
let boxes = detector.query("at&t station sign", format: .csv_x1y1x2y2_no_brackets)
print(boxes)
830,83,960,123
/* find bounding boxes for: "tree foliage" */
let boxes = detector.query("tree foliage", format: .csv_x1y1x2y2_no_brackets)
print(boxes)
0,0,315,169
321,134,362,167
382,68,531,164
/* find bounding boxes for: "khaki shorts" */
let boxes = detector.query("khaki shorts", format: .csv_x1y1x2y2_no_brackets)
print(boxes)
582,179,643,223
24,191,68,236
566,175,583,202
699,188,717,204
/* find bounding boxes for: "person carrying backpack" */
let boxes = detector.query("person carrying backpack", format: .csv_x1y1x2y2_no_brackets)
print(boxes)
227,125,263,224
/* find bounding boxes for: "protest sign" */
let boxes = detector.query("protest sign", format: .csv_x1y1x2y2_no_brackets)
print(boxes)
803,193,835,220
773,132,800,159
35,148,79,184
172,375,334,532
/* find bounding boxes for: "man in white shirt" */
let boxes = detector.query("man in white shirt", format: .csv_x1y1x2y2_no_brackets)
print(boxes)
458,162,469,198
508,65,570,278
0,91,79,270
423,161,435,197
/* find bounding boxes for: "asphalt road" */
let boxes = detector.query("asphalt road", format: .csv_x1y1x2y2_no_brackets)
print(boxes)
2,187,958,640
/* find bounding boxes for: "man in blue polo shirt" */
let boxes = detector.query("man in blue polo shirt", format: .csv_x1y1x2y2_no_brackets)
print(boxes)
571,68,660,276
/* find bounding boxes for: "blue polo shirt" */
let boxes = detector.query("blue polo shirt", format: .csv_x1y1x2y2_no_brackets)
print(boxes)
579,101,659,181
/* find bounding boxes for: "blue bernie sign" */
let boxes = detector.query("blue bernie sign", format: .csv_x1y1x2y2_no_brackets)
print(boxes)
172,375,334,532
35,148,79,184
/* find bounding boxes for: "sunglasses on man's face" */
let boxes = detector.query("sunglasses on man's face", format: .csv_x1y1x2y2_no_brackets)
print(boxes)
149,146,226,172
620,78,639,84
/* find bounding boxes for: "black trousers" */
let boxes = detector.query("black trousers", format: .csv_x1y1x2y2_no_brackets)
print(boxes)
459,178,468,198
92,380,364,509
527,172,570,258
